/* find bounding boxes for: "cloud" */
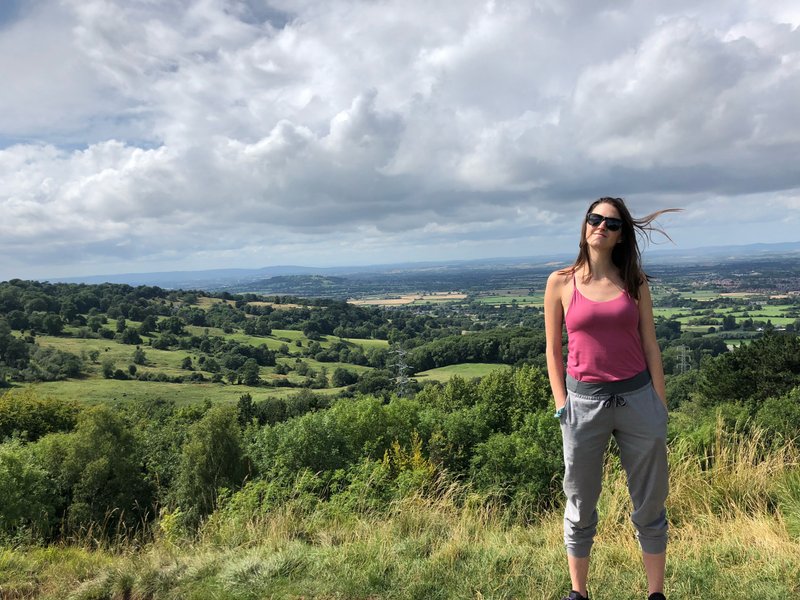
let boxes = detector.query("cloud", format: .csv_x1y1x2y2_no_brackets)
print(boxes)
1,0,799,278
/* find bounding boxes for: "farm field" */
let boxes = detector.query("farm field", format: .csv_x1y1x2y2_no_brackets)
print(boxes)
654,305,798,326
348,292,467,306
476,294,543,306
21,378,343,405
26,328,378,405
414,362,511,382
36,335,191,376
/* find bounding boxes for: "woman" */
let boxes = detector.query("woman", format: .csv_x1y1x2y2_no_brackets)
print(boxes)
544,198,678,600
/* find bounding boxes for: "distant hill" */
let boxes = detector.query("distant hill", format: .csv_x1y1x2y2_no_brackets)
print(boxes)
41,240,800,293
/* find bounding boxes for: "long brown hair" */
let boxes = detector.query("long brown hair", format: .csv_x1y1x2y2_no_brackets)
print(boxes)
568,197,681,300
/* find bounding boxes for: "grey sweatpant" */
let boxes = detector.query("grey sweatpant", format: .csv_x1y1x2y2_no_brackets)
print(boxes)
559,372,669,557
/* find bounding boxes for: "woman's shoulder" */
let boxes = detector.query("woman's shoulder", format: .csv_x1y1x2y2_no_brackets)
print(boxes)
546,267,573,290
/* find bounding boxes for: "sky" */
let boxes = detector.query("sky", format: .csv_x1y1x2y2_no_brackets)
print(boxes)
1,0,800,281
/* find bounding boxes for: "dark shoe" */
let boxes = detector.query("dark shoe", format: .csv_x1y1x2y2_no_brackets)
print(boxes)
648,594,666,600
562,592,589,600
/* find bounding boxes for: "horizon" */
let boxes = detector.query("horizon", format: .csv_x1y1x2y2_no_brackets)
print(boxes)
23,238,800,285
2,1,800,281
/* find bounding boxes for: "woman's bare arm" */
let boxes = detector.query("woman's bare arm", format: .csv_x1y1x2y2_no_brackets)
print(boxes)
638,281,667,406
544,271,568,409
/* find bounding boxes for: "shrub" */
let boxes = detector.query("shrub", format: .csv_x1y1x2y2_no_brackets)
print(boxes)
173,405,249,525
469,410,563,513
0,440,55,537
119,327,142,345
332,367,359,387
0,389,78,441
132,347,146,365
755,387,800,443
20,345,83,381
698,332,800,407
32,405,153,536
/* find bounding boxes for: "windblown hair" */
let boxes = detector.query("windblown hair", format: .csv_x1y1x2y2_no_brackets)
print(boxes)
568,197,681,301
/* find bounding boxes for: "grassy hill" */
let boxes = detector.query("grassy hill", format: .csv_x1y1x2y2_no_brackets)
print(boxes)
2,428,798,599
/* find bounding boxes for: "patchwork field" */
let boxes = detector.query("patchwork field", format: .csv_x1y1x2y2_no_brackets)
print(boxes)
348,292,467,306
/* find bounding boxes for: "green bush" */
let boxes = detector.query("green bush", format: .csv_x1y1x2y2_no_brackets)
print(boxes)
0,440,55,537
426,405,490,474
173,404,249,525
698,332,800,407
32,405,153,536
755,387,800,443
0,388,78,441
474,364,551,433
469,410,563,513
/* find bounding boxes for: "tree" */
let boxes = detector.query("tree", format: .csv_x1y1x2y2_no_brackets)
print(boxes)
722,315,737,331
237,393,254,426
37,405,152,534
303,322,323,340
42,315,64,336
698,332,800,407
139,315,158,336
474,365,550,434
1,319,30,370
0,440,55,536
755,387,800,442
239,359,260,386
119,327,142,345
87,316,104,333
132,347,146,365
6,311,28,331
0,388,79,441
101,358,115,379
158,316,185,336
331,367,358,387
181,356,193,370
59,300,78,323
173,405,248,524
313,366,328,388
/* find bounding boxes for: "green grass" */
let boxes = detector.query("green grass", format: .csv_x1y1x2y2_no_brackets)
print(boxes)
3,431,799,599
293,358,374,374
183,327,389,352
36,335,203,378
16,379,341,405
183,326,301,352
414,363,511,382
652,308,691,319
678,291,724,301
339,336,390,349
28,329,375,405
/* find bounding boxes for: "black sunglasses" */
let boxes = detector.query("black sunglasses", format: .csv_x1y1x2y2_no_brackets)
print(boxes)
586,212,623,231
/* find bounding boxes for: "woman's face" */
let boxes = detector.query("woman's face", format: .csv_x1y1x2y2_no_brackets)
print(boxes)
584,201,623,250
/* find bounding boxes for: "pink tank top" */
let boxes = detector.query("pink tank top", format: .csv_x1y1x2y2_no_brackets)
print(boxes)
565,275,647,382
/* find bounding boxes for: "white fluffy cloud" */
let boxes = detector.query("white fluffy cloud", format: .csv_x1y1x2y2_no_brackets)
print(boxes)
1,0,799,278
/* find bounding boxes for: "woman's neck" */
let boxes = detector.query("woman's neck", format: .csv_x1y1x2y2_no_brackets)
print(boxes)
586,247,616,279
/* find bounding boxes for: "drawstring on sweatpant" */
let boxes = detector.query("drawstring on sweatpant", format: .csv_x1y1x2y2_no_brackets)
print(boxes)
602,394,627,408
